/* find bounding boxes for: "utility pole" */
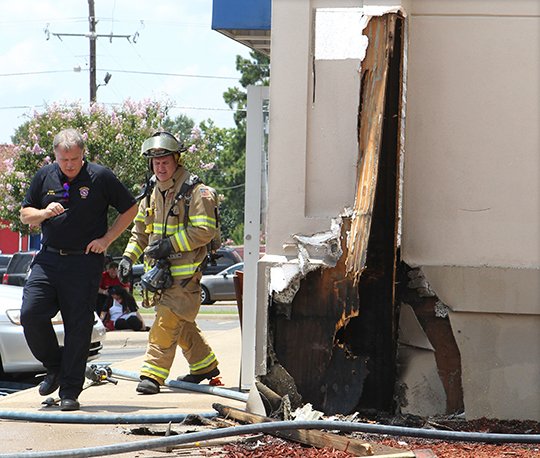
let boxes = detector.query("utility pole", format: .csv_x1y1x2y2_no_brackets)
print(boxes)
89,0,97,102
49,0,132,103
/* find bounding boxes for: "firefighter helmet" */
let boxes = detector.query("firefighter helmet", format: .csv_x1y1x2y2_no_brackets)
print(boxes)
141,131,186,158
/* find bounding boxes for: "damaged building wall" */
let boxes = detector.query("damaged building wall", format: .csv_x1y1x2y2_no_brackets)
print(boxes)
402,1,540,420
254,0,538,423
257,2,404,416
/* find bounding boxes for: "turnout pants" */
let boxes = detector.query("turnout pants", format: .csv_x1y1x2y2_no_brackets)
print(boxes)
140,274,218,384
21,250,103,399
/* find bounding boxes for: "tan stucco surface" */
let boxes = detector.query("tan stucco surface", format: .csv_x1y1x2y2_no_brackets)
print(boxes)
450,311,540,421
402,3,540,268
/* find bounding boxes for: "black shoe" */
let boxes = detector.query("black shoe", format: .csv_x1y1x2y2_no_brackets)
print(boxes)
136,377,160,394
177,367,220,384
60,398,80,411
38,372,60,396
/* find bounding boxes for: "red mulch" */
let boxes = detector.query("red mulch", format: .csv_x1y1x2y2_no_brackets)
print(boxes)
206,417,540,458
213,436,358,458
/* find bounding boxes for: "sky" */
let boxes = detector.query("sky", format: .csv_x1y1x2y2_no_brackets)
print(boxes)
0,0,250,144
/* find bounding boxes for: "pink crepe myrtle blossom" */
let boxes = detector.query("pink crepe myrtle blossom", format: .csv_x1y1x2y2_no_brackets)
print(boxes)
200,161,215,170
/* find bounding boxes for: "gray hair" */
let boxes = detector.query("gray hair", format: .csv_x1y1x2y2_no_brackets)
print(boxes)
53,128,85,152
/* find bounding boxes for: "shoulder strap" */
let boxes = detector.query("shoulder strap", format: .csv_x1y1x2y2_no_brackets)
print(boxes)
167,174,203,219
181,174,203,226
175,174,202,202
135,174,156,203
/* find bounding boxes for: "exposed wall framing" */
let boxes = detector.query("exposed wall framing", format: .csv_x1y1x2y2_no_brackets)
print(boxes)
264,13,404,415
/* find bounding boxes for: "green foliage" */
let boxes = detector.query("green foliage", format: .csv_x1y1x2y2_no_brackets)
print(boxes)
194,120,245,244
161,113,195,144
214,50,270,241
0,100,220,256
223,51,270,129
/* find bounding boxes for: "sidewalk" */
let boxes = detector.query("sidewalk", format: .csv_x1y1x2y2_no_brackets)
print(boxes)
0,314,244,456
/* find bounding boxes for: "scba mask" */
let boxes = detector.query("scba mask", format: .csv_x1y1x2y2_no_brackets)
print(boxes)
140,259,174,292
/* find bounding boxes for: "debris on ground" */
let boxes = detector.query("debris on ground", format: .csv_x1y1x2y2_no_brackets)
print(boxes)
209,435,356,458
125,404,540,458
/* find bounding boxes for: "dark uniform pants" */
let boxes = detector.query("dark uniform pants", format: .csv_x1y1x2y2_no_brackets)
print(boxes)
21,250,103,399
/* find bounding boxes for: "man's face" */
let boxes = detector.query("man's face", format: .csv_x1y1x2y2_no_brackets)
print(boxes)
55,146,84,180
108,267,118,278
152,154,177,182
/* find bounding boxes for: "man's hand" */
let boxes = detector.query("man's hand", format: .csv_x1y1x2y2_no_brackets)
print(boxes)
145,238,173,259
86,236,111,254
118,256,133,283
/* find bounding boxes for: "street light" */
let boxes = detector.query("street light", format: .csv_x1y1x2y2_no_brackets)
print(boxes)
97,72,112,91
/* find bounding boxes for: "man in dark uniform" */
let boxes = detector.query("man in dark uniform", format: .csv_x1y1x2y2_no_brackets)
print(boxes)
20,128,137,411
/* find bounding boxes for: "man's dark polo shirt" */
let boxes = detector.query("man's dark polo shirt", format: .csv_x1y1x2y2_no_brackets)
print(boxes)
22,160,135,251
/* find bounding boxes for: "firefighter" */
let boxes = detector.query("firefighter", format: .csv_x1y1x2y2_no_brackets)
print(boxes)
118,131,220,394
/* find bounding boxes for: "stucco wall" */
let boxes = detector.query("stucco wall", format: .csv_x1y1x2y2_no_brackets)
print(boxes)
403,0,540,420
402,0,540,268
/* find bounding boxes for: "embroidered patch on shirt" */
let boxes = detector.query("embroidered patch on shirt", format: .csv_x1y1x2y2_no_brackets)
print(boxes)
47,190,55,196
199,187,211,198
79,186,90,199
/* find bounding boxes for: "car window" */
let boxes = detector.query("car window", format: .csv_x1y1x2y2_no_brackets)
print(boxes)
223,263,243,275
0,255,12,268
7,253,34,274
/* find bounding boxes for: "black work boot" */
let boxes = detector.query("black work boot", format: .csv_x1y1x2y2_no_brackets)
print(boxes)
136,377,160,394
38,372,60,396
60,398,80,411
177,367,220,384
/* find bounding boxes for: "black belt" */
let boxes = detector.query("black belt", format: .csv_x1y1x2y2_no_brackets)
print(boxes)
44,246,86,256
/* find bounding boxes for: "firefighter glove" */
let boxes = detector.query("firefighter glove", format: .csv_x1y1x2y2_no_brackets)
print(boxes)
146,237,173,259
118,256,133,283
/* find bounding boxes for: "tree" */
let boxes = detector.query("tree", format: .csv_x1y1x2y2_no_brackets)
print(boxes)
161,113,195,144
223,51,270,129
209,51,270,243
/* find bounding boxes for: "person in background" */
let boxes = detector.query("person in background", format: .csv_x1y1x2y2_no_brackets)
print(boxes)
96,261,128,315
19,128,137,411
100,286,145,331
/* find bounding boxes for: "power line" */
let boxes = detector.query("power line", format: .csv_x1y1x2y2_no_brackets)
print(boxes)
0,103,246,113
0,69,238,80
98,69,238,80
0,70,77,77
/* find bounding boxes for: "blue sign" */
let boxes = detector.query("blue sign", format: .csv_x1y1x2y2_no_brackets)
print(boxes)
212,0,271,31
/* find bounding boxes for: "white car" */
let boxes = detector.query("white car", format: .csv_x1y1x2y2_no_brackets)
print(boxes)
0,284,106,374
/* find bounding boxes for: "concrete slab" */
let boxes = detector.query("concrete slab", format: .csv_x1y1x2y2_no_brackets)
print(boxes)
0,317,244,456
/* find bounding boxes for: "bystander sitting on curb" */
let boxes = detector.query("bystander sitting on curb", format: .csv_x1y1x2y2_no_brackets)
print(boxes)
100,286,147,332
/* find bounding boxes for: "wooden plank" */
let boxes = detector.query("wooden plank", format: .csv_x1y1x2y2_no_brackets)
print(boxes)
345,14,398,284
213,403,374,456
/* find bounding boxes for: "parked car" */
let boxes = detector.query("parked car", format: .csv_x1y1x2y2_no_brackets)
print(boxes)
203,246,243,275
130,246,243,291
0,254,13,282
0,284,106,375
200,262,244,305
1,251,37,286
